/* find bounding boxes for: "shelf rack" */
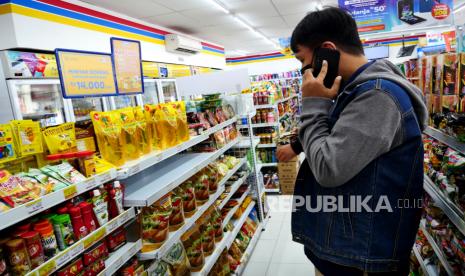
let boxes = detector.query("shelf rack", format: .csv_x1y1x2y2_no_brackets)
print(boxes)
218,172,249,210
412,244,434,276
222,188,250,228
98,240,143,276
233,222,263,276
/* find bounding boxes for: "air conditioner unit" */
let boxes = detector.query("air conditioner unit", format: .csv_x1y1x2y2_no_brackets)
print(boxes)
165,34,202,55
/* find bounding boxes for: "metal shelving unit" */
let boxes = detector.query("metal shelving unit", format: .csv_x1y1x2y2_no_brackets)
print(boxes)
419,221,455,276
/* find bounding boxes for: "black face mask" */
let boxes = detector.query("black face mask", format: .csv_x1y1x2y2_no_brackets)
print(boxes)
300,63,312,76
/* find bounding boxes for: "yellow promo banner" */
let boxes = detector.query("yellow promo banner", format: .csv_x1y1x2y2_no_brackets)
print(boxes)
56,49,117,98
142,61,160,78
165,63,192,78
111,38,143,94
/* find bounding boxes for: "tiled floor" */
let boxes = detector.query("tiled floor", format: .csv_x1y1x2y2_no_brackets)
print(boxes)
243,196,315,276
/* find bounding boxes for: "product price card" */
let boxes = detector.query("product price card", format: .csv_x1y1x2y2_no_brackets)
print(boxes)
63,185,77,200
37,260,56,276
26,198,43,215
111,38,143,95
55,49,117,98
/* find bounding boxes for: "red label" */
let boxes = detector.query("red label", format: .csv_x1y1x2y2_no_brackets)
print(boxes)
93,112,100,120
431,4,450,20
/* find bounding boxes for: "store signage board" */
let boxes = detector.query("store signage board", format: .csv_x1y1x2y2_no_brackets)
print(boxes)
339,0,454,34
55,49,117,98
110,38,144,95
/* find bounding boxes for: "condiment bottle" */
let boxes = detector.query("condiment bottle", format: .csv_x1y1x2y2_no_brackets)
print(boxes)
19,231,44,268
51,214,76,250
5,239,31,275
78,202,98,233
68,207,89,240
34,222,58,259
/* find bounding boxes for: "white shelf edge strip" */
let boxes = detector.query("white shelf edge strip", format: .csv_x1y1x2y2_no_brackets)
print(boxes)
227,202,256,249
117,117,237,179
27,207,136,276
99,240,142,276
222,189,250,228
219,172,249,210
412,245,431,276
0,169,117,232
191,231,232,276
423,175,465,236
420,220,455,276
259,163,278,168
257,143,276,148
234,222,263,276
264,188,280,193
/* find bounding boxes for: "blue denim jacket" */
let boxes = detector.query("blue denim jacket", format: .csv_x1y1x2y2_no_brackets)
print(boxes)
292,79,424,272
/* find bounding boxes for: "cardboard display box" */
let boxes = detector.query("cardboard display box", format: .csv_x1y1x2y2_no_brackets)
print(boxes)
278,157,299,195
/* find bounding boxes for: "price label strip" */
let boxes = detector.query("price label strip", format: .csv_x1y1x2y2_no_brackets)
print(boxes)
63,185,77,200
26,199,43,215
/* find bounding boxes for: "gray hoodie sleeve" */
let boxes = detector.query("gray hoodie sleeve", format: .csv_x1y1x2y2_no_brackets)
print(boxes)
299,90,402,187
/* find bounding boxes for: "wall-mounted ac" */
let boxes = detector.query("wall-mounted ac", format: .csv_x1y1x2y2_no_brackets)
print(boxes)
165,34,202,55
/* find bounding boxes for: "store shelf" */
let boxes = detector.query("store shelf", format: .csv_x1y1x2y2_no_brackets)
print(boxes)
27,207,136,276
233,222,263,276
139,186,225,261
191,232,232,276
0,169,117,231
124,138,239,207
117,117,237,179
98,240,142,276
424,127,465,155
233,137,260,149
412,244,435,276
219,173,249,210
227,202,256,249
222,188,250,228
238,122,278,129
259,163,278,169
424,175,465,236
419,220,455,276
257,143,276,148
255,103,276,109
264,188,280,193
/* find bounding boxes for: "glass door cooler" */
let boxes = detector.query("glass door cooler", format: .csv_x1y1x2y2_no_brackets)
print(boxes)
160,79,179,103
141,78,160,105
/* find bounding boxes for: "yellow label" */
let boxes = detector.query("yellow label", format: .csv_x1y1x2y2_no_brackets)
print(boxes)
112,39,143,94
142,61,159,78
57,51,116,97
84,227,107,249
0,124,16,164
166,63,191,78
38,259,56,276
63,185,77,199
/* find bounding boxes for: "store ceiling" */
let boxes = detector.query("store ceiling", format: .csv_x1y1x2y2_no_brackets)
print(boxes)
82,0,463,57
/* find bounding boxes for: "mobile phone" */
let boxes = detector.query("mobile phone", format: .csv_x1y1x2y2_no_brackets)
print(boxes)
312,47,340,88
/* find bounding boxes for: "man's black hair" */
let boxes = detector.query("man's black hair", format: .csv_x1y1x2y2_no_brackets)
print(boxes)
290,7,364,56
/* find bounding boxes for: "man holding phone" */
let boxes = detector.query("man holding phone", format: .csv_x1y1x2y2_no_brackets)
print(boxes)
290,7,428,276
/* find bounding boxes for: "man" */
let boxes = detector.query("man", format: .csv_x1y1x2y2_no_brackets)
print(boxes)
289,7,428,275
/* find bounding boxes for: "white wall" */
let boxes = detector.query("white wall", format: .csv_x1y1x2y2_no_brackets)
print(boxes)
226,57,301,75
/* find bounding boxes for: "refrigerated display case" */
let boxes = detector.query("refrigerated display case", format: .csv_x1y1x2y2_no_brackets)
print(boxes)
71,97,107,121
160,79,178,103
141,78,160,105
6,79,72,127
111,95,138,109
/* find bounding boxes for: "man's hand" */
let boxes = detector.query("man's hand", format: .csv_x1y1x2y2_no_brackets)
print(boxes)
277,145,297,162
302,60,342,99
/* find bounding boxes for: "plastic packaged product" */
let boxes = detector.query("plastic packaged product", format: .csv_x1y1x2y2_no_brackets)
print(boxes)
204,164,219,194
205,110,218,126
42,123,77,154
68,207,89,240
162,242,189,276
33,220,58,259
141,195,172,252
209,207,223,242
90,111,126,166
10,120,43,157
57,257,84,276
76,150,96,178
213,131,226,149
172,101,190,143
169,189,185,231
199,218,215,256
74,120,97,152
133,107,152,155
155,104,179,150
51,214,76,250
83,242,108,266
0,170,49,208
108,181,124,219
78,201,98,233
91,189,108,227
0,124,17,164
181,225,204,272
180,181,196,217
144,104,160,150
5,239,32,275
0,246,8,275
193,173,210,204
148,259,171,276
49,162,87,185
84,257,105,275
118,107,141,160
118,257,139,276
106,227,126,252
19,231,44,268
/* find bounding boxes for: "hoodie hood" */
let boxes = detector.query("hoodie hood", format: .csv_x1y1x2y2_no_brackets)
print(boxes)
345,59,428,130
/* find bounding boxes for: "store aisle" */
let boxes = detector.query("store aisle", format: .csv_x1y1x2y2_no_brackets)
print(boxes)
243,196,315,276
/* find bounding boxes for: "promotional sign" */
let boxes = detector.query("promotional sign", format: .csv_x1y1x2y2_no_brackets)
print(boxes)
142,61,160,78
165,64,191,78
2,51,59,78
110,38,144,95
55,49,117,98
339,0,454,34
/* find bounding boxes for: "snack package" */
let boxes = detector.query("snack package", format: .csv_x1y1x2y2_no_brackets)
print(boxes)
141,194,172,252
172,102,190,143
10,120,43,157
193,172,210,204
75,120,97,152
162,242,189,276
442,53,459,113
198,215,215,256
47,162,86,184
118,107,141,160
209,207,223,242
42,123,77,154
91,111,126,166
204,164,219,194
0,124,17,164
213,131,226,149
180,181,197,217
181,224,204,272
148,260,172,276
134,107,152,155
144,104,160,150
57,257,84,276
169,188,185,231
0,170,44,207
106,227,126,252
83,242,108,266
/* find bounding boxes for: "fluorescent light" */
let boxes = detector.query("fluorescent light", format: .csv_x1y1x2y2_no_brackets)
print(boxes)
210,0,230,14
233,16,255,32
232,15,281,50
455,3,465,13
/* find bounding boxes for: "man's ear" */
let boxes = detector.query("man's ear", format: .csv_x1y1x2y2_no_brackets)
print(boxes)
321,41,337,50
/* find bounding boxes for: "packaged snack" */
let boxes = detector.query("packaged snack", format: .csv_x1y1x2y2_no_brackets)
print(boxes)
91,111,126,166
133,107,152,155
198,216,215,256
180,181,196,217
141,195,172,252
6,239,32,275
162,242,189,276
51,214,76,250
205,110,218,126
172,102,189,143
106,228,126,252
197,113,211,129
42,123,77,154
49,162,87,184
93,157,116,174
169,189,185,231
0,124,16,164
84,257,105,275
0,170,42,207
83,242,108,266
213,131,225,149
118,107,141,160
149,260,172,276
181,225,204,272
74,120,97,152
209,207,223,242
155,104,178,150
57,257,84,276
10,120,43,157
193,173,210,204
204,165,219,194
118,257,139,276
19,231,44,268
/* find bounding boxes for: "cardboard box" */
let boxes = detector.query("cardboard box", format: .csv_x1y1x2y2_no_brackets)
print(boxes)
278,159,299,195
